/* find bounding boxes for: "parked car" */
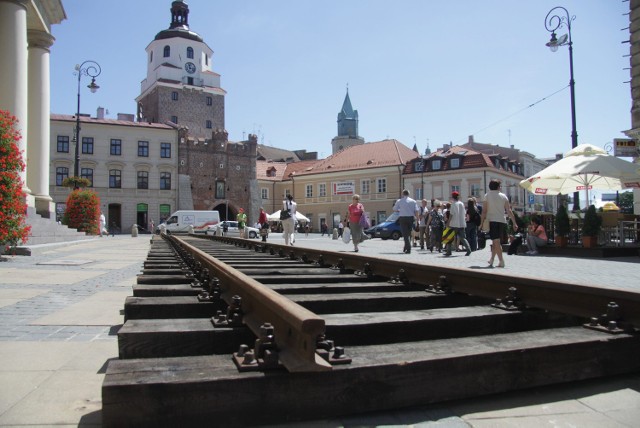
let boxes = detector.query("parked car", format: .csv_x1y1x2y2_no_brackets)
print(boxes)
205,221,259,239
365,212,403,240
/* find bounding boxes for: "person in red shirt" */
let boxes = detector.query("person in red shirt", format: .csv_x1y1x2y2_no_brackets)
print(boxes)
258,207,269,242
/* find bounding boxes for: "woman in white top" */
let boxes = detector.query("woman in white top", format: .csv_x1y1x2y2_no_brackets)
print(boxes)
282,194,297,246
479,179,518,268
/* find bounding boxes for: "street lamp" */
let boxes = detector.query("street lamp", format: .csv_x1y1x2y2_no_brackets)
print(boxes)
544,6,580,210
73,60,101,188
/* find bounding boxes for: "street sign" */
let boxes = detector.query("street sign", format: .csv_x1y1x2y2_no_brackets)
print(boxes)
528,194,535,204
613,138,639,157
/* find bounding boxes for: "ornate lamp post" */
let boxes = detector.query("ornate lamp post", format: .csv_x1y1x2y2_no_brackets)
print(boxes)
73,60,101,188
544,6,580,210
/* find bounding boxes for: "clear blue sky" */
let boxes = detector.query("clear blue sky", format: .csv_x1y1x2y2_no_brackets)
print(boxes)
50,0,630,161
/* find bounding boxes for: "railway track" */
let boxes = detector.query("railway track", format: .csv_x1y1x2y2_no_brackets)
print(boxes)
102,234,640,427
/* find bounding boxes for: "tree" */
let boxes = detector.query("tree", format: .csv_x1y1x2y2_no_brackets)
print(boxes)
62,189,100,235
0,110,31,253
618,191,634,214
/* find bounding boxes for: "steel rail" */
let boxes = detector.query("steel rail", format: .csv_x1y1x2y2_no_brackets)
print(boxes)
167,235,332,372
197,235,640,328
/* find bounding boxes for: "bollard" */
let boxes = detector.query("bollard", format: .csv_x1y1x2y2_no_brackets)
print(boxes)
332,228,338,240
131,224,138,237
188,225,194,234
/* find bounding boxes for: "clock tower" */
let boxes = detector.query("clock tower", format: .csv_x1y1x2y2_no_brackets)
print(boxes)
135,0,226,137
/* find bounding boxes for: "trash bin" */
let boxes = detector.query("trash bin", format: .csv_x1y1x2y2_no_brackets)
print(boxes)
131,224,138,237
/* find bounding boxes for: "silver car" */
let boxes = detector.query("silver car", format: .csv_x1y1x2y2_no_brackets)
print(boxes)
205,221,259,239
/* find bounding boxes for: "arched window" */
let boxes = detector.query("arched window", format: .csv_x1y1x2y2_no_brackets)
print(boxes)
163,45,170,58
187,47,194,59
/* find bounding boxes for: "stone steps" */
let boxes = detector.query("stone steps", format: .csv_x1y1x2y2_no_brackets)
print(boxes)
24,208,94,245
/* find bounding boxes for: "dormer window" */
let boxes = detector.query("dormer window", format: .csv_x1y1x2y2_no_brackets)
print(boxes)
414,160,424,172
187,47,194,59
267,167,277,177
450,158,460,168
432,159,441,170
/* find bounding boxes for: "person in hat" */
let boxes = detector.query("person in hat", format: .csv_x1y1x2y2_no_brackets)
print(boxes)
444,191,471,257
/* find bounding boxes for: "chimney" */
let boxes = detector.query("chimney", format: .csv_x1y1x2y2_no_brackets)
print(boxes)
96,107,105,119
468,135,474,143
117,113,135,121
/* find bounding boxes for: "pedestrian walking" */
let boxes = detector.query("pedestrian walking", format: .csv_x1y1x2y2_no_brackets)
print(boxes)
427,201,445,252
444,191,471,257
418,199,429,250
338,221,344,238
236,208,247,238
282,194,297,246
258,207,269,242
347,194,367,252
99,212,106,237
465,198,481,251
393,189,420,254
480,179,518,268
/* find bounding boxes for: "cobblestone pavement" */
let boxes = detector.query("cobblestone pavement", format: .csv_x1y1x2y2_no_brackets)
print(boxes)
0,233,638,427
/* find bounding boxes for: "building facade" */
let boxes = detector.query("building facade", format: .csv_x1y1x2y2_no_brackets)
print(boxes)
50,114,179,232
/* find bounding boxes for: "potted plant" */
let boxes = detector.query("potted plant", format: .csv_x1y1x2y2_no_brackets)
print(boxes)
581,204,602,248
554,204,570,247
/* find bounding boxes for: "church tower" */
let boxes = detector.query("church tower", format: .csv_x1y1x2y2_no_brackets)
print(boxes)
331,89,364,154
135,0,226,137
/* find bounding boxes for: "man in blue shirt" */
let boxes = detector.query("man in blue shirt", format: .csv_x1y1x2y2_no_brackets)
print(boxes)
393,189,420,254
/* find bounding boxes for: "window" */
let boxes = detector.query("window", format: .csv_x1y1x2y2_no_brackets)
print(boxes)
432,159,441,170
361,179,370,195
186,47,194,59
160,172,171,190
171,91,178,101
377,178,387,193
215,181,225,199
56,167,68,186
414,160,425,172
261,188,268,199
205,55,209,65
163,45,170,57
206,96,212,106
170,116,178,124
450,158,460,168
319,183,326,197
109,169,121,188
80,168,93,187
206,120,212,129
471,184,482,197
138,141,149,157
137,171,149,189
415,188,423,200
81,137,94,154
306,184,313,198
451,185,460,195
110,139,121,156
150,51,153,63
161,143,171,158
57,136,69,153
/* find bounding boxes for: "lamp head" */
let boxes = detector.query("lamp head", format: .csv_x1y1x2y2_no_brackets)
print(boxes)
87,78,100,93
546,32,568,52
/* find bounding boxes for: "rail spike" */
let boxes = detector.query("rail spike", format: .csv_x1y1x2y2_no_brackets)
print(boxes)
389,269,409,285
355,262,374,279
316,334,352,365
584,301,632,334
492,286,525,311
425,275,451,294
233,322,282,372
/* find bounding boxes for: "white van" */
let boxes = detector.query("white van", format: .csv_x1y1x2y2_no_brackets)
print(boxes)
163,210,220,234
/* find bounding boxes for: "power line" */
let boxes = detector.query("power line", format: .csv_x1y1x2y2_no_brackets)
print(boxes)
454,85,570,144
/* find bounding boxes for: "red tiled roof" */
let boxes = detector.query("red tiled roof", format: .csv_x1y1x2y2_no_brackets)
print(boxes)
50,114,176,129
295,139,417,176
256,160,289,181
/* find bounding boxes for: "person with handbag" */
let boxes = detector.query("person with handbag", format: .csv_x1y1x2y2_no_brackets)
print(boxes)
347,194,367,252
281,194,297,246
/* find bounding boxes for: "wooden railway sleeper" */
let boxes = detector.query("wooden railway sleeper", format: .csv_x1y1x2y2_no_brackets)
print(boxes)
425,275,451,295
492,287,526,311
584,301,635,334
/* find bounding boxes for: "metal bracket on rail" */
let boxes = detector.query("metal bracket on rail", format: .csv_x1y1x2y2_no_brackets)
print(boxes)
233,322,283,372
198,277,222,302
583,301,632,334
315,255,327,268
389,269,409,285
355,263,374,279
425,275,451,294
331,259,347,274
491,287,525,311
211,295,244,327
316,334,352,365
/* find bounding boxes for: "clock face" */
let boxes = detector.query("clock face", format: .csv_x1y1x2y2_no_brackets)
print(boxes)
185,62,196,74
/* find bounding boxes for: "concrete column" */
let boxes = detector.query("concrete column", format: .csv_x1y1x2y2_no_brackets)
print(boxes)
28,29,55,218
0,0,30,197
